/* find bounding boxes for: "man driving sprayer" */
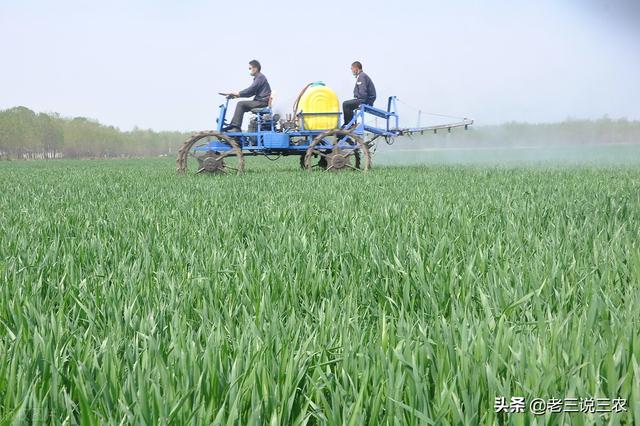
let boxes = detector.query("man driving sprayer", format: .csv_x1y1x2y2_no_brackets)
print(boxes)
343,61,376,128
222,60,272,132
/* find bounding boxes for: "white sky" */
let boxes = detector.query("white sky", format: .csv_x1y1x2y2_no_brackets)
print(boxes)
1,0,639,131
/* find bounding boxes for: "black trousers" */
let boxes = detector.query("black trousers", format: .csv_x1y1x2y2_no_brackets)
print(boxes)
230,100,268,128
342,99,372,127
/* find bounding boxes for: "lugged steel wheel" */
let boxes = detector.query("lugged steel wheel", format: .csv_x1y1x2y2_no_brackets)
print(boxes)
176,131,244,175
303,129,370,172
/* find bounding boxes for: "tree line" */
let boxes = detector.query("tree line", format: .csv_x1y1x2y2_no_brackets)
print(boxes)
0,107,188,160
0,106,638,160
424,116,640,148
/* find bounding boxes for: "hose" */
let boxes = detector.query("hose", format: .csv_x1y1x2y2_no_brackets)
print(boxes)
292,83,313,117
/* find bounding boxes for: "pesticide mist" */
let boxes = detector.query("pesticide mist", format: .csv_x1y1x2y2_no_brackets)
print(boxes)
374,117,640,167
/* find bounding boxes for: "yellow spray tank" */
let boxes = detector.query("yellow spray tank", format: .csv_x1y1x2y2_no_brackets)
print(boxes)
295,82,340,130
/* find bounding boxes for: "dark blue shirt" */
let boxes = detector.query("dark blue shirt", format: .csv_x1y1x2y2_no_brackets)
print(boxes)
354,71,376,105
239,72,272,103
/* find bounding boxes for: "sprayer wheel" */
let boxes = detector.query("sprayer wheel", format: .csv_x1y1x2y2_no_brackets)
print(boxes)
303,129,370,172
176,131,244,175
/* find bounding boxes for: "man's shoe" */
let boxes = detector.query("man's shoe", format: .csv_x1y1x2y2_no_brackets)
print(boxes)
224,126,241,133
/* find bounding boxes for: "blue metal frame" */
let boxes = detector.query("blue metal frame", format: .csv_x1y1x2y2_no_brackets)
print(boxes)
196,96,472,155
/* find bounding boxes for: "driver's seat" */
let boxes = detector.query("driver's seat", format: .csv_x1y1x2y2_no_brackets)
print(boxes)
250,95,274,115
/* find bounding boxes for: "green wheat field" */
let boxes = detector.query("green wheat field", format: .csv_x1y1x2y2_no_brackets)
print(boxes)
1,147,640,424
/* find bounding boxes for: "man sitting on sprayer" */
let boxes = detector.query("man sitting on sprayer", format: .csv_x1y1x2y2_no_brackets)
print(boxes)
224,60,272,132
342,61,377,128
